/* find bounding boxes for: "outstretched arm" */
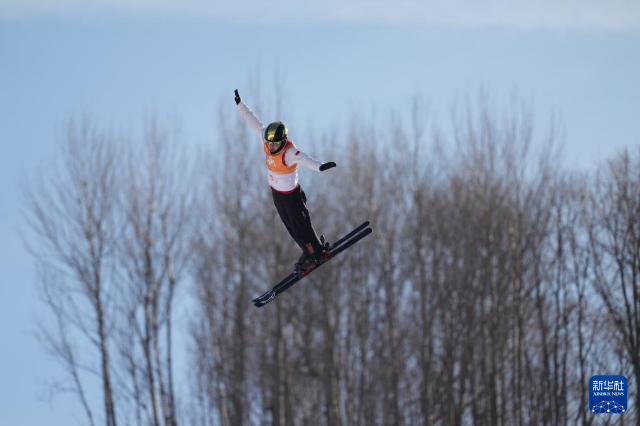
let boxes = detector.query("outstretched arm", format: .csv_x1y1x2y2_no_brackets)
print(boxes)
234,89,264,139
285,148,336,172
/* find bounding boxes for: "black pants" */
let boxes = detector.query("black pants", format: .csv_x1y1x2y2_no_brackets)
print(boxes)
271,185,324,259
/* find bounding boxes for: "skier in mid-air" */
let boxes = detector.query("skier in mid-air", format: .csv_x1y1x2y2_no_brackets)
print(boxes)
234,89,336,275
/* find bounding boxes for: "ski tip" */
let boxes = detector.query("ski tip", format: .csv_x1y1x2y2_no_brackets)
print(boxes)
254,298,271,308
252,290,274,303
354,220,370,230
253,290,277,307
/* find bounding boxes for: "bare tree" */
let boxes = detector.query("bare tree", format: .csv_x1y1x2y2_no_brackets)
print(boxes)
589,148,640,426
116,117,197,426
24,118,120,426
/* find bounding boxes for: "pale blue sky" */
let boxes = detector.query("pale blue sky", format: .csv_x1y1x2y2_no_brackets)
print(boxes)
2,1,640,425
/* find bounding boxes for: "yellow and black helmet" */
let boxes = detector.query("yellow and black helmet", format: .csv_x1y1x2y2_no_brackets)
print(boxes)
263,122,288,145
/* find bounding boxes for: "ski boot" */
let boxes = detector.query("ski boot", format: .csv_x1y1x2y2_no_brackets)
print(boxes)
294,252,308,272
294,254,319,276
294,238,332,276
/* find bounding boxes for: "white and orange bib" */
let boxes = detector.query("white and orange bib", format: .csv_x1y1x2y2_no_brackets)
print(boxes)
263,140,299,193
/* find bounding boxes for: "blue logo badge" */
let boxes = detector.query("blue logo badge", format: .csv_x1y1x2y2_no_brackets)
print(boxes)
590,375,627,414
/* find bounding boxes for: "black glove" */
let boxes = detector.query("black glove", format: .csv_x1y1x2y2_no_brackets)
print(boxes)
234,89,241,105
319,162,336,172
